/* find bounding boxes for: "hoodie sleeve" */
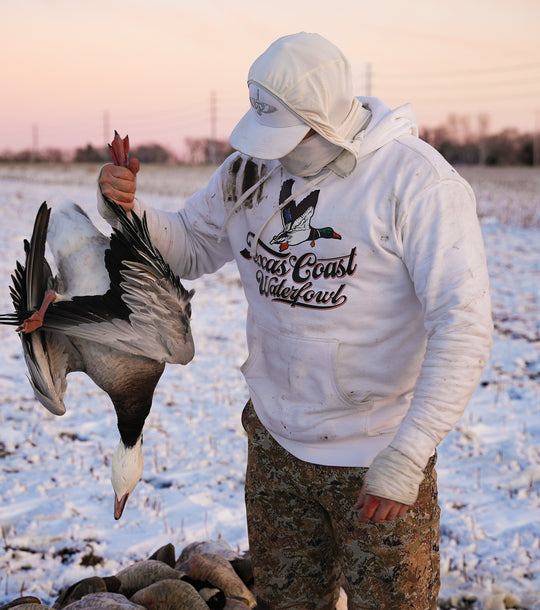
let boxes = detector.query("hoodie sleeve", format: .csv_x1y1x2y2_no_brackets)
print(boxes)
366,176,493,503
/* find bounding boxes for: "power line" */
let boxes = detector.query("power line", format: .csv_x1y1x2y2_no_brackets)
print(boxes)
377,63,540,80
375,74,540,91
369,61,540,104
388,86,540,104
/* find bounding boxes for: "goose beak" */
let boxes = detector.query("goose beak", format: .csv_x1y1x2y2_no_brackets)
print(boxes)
114,493,129,520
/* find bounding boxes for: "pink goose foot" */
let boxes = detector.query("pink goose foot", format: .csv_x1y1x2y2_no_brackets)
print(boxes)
17,289,57,333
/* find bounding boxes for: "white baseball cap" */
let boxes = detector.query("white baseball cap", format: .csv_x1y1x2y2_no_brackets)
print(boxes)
230,82,310,159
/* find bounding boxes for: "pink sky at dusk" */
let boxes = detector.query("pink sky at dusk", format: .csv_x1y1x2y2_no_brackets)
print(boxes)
2,0,539,157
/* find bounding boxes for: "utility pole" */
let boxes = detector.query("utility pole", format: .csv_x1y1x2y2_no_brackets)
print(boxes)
477,113,490,166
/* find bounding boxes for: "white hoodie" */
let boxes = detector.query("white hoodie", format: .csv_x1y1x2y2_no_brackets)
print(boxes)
107,96,492,487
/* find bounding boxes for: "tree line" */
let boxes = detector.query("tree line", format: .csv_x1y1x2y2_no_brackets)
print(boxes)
0,139,235,166
0,119,538,166
420,116,538,166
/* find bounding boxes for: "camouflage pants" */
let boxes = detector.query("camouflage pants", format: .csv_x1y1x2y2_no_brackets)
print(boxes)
242,400,440,610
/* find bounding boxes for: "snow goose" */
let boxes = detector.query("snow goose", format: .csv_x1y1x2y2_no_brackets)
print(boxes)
0,135,194,519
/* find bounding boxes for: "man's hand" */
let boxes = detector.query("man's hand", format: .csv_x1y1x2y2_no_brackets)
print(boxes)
99,157,140,211
354,486,409,522
354,446,425,522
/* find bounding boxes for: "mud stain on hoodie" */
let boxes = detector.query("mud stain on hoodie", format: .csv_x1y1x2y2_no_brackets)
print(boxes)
223,155,269,209
223,155,243,203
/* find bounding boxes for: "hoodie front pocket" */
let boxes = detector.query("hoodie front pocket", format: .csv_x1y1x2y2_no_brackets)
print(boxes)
241,325,372,442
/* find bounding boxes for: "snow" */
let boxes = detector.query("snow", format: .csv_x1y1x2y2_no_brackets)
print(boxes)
0,163,538,608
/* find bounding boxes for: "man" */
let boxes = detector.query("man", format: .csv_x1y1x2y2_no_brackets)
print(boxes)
99,32,492,609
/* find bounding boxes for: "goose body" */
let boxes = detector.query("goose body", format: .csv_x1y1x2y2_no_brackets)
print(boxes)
0,197,194,519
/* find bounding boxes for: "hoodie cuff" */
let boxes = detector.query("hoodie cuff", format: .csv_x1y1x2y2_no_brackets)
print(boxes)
363,446,426,505
390,421,438,470
96,166,119,228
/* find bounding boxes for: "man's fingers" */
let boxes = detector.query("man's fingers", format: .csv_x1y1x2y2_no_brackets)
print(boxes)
101,179,136,205
372,502,393,522
385,502,406,521
109,167,137,192
99,164,137,207
358,495,381,522
355,490,410,523
101,188,136,207
397,504,409,518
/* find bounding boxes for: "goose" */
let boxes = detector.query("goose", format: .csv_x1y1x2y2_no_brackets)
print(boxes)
0,134,194,519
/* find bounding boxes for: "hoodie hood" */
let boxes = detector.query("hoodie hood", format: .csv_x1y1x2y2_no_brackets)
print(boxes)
231,32,372,166
231,33,417,176
329,96,418,175
354,96,418,161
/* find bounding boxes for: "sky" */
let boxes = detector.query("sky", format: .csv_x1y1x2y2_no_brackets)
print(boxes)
1,0,539,157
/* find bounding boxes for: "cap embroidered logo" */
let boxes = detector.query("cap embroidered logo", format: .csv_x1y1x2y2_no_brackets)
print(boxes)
250,89,277,116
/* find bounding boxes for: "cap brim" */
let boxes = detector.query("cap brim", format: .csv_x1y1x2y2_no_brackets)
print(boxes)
230,109,310,160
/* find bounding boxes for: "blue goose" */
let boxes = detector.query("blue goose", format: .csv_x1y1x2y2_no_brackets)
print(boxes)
0,135,194,518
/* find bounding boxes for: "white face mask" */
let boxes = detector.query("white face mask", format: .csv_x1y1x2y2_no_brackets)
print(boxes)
279,132,343,177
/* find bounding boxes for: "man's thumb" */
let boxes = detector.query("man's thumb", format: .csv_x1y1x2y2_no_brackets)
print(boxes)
129,156,140,175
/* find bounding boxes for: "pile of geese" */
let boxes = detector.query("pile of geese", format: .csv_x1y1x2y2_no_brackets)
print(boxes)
0,133,195,519
0,539,257,609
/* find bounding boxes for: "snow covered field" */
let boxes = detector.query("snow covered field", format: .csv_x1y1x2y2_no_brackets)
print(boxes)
0,163,538,608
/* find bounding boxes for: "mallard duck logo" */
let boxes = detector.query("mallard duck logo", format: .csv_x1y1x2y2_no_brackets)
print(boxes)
270,179,341,252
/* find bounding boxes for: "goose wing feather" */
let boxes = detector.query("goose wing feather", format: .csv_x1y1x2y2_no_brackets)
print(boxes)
119,261,194,364
44,262,194,364
22,330,70,415
8,203,74,415
38,196,194,365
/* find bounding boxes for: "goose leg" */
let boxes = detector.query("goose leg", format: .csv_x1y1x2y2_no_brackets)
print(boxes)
108,131,130,168
17,289,57,333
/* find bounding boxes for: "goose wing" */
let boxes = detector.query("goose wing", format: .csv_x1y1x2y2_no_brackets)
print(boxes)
22,329,71,416
6,203,73,415
41,196,195,365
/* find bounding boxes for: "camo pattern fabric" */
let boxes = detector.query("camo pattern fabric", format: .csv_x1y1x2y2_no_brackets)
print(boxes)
242,400,440,610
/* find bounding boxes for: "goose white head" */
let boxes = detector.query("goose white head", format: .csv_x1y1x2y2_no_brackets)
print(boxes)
111,437,144,520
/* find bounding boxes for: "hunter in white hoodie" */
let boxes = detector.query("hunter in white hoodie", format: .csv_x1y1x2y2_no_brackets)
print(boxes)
99,32,492,610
